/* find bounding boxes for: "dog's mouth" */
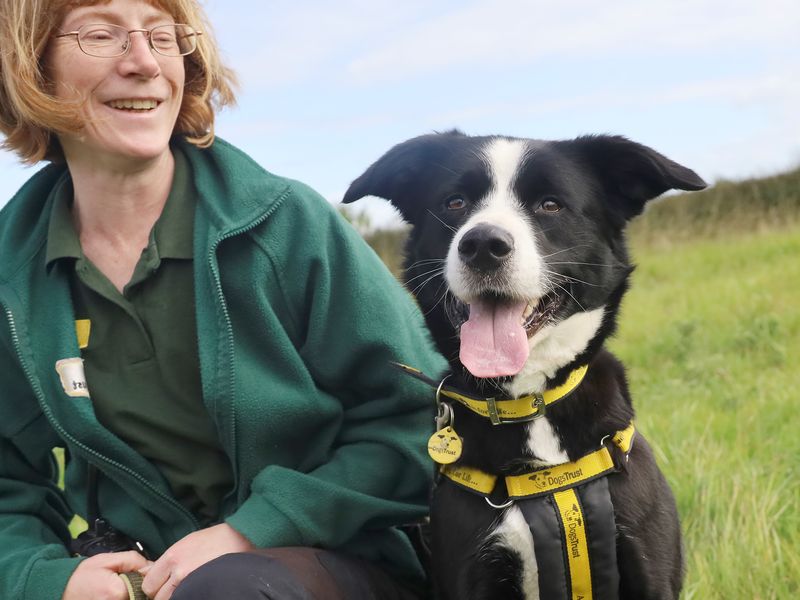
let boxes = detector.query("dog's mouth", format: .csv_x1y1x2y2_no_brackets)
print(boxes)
454,291,562,379
521,292,562,335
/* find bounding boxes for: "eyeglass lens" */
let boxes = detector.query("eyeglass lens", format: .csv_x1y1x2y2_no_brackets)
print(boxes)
78,24,197,57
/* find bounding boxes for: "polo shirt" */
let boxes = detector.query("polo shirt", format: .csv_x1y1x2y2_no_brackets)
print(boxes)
45,150,233,525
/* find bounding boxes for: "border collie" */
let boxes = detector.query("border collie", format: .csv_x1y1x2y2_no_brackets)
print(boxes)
344,131,706,600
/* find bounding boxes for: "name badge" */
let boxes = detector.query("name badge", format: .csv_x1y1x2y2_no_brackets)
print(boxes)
55,357,90,398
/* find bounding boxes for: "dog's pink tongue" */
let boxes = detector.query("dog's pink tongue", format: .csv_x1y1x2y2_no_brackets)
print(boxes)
460,300,529,378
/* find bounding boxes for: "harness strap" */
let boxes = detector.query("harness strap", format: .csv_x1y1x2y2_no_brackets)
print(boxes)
506,446,615,499
393,362,588,424
439,423,636,500
517,476,621,600
553,488,592,599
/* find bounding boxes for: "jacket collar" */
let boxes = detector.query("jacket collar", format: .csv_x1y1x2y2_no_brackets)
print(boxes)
1,137,289,284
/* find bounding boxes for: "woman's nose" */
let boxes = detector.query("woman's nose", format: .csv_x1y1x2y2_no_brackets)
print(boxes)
117,31,161,78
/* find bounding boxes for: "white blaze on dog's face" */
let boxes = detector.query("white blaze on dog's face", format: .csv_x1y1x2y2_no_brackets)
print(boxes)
445,139,545,301
444,138,603,385
446,139,547,379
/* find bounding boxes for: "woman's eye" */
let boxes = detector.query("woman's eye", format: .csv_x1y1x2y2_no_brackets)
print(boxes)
84,28,115,41
445,196,467,211
538,197,562,213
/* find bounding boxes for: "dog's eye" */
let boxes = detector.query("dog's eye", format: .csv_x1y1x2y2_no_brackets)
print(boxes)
537,197,562,213
445,196,467,211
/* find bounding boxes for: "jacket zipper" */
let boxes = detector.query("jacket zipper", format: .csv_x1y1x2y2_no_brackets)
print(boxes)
3,304,199,530
207,193,287,507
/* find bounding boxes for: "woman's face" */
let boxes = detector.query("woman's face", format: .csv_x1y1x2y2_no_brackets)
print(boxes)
47,0,186,167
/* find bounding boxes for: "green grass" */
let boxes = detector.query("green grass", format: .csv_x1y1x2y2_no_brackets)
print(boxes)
609,227,800,599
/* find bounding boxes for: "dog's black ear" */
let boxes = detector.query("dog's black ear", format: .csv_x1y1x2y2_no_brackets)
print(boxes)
342,130,466,223
570,135,707,219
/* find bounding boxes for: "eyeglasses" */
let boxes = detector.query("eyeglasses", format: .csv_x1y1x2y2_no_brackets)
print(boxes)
55,23,202,58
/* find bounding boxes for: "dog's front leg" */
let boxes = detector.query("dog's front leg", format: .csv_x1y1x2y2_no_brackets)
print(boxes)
610,436,683,600
431,482,529,600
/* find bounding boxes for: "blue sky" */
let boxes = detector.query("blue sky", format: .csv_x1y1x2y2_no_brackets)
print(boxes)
2,0,799,227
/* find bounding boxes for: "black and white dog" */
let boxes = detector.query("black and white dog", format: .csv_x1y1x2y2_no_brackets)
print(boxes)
344,131,706,600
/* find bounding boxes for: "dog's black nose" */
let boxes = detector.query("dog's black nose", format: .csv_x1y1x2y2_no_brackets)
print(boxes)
458,224,514,271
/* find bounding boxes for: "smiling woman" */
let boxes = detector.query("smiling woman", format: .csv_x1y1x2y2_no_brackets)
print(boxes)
0,1,446,600
0,0,235,164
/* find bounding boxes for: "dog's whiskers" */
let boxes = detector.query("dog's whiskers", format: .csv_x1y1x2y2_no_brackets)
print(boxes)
405,266,444,286
406,258,446,270
426,209,457,233
544,270,600,288
409,270,445,297
550,281,586,312
539,245,591,259
547,261,620,268
424,280,450,316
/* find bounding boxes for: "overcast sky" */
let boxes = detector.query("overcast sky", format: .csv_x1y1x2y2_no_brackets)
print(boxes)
2,0,798,227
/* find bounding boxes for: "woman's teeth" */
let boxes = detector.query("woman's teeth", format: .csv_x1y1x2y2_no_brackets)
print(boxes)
107,99,158,110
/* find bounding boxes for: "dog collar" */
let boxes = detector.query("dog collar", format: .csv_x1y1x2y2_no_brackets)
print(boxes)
440,422,636,500
392,362,588,425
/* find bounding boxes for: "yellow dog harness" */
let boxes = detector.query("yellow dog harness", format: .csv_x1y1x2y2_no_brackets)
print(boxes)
395,362,634,600
440,424,635,600
440,423,635,499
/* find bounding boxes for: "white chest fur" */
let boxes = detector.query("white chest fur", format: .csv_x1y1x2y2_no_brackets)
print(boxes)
490,505,540,599
485,416,569,599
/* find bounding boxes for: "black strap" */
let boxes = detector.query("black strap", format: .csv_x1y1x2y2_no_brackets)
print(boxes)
516,477,620,600
86,463,100,524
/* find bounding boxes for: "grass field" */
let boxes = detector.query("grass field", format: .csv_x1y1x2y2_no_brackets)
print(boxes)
609,226,799,599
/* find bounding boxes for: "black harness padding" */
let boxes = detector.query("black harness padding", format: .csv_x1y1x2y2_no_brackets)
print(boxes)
518,477,620,599
580,477,620,599
518,494,569,599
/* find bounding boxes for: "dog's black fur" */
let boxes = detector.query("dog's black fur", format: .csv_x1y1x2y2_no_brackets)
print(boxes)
344,131,706,599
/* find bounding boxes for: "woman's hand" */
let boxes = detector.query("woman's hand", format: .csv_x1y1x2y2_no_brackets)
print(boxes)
141,523,255,600
62,551,151,600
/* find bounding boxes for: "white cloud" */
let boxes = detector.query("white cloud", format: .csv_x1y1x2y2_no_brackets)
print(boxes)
345,0,800,82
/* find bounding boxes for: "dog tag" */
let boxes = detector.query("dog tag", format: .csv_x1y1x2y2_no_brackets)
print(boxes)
427,426,463,464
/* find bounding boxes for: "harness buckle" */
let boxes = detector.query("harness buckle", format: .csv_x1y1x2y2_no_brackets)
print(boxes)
485,497,514,509
435,402,454,431
434,375,453,430
600,432,631,466
531,393,546,419
486,397,501,425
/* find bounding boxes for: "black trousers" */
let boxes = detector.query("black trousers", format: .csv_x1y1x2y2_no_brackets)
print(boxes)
171,547,423,600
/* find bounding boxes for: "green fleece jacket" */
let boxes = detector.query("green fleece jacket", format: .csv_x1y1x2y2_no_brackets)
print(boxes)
0,138,446,600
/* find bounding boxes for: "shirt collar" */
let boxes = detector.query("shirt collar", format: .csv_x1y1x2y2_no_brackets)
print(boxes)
153,145,194,259
45,176,81,267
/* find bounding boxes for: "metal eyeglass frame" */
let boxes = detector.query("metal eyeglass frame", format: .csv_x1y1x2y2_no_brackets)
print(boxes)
54,23,202,58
